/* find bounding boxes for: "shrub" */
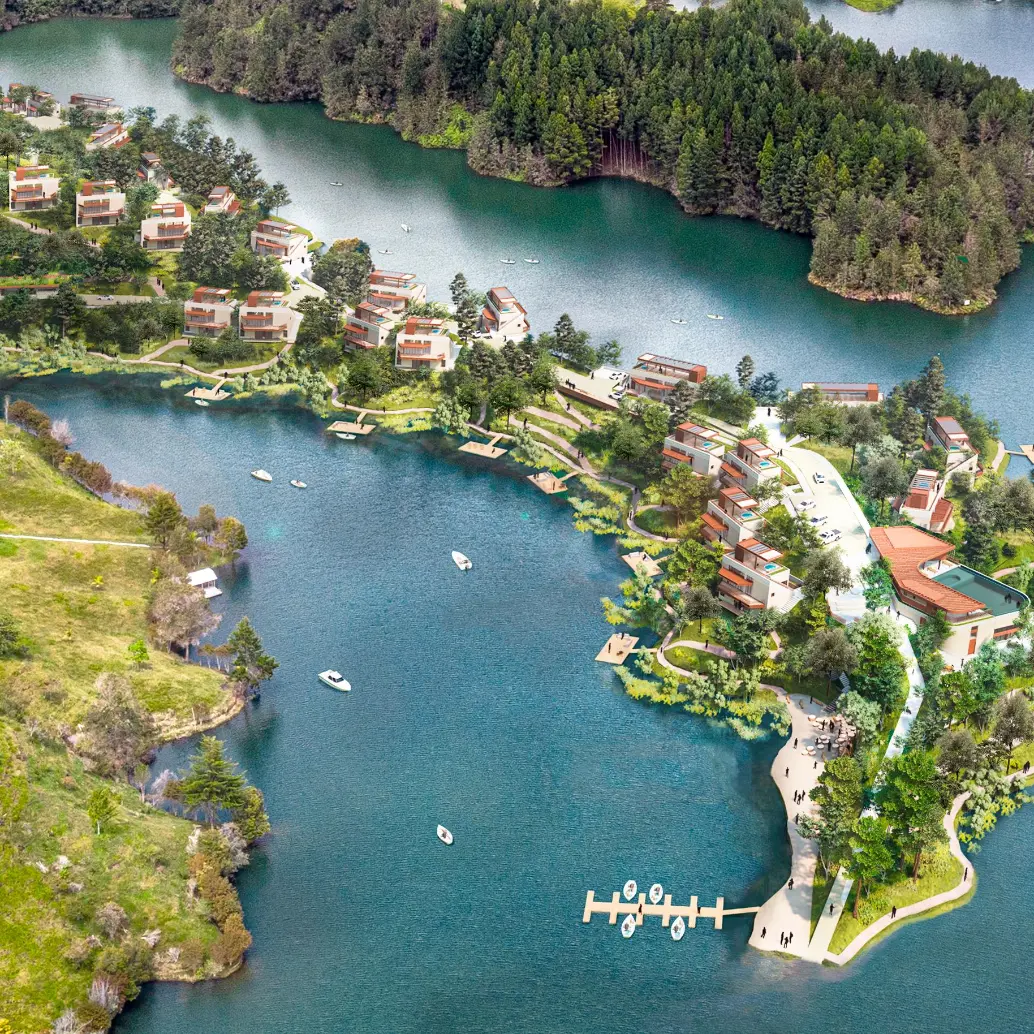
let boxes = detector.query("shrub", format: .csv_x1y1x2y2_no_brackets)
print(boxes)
74,1000,113,1032
857,894,890,925
196,865,242,927
210,912,252,969
95,902,128,940
176,938,206,975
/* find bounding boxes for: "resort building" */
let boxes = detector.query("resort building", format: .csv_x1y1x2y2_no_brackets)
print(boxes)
2,85,58,118
344,301,396,351
0,278,64,300
719,437,782,494
895,468,955,534
927,417,981,477
800,382,883,404
701,486,765,548
204,186,241,216
139,201,192,252
869,526,1027,661
250,220,308,273
75,181,126,228
624,353,706,404
238,291,302,345
367,269,427,313
717,538,802,615
394,317,460,371
183,288,236,338
69,93,116,111
480,286,529,339
138,153,172,189
85,122,129,151
8,165,60,211
661,421,725,477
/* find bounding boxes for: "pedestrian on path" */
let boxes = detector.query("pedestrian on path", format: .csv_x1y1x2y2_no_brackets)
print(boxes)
829,902,835,915
794,737,798,748
788,931,793,944
964,867,968,881
761,927,766,939
795,813,799,824
814,760,818,769
788,878,794,890
891,906,897,919
785,767,789,778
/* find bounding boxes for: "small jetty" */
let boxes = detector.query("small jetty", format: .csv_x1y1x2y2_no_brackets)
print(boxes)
582,890,760,931
528,470,579,495
328,418,374,437
595,633,638,664
621,551,662,578
185,385,230,402
459,433,508,459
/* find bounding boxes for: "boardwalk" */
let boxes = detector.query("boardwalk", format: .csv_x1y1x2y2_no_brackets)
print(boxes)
583,890,759,930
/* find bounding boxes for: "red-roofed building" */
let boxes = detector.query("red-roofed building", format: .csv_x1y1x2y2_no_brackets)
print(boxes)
139,201,192,251
895,468,955,534
625,353,706,404
800,382,882,404
238,290,302,344
85,122,129,151
344,301,397,351
717,537,802,615
8,165,59,211
250,220,308,273
721,437,782,493
479,286,528,339
366,269,427,313
927,417,980,477
183,288,236,338
204,186,241,216
395,316,459,371
75,181,126,227
702,486,764,547
138,152,172,189
661,421,724,476
70,93,116,111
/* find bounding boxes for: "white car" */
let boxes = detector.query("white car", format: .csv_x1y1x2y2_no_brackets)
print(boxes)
808,514,828,528
609,390,625,401
820,529,842,544
813,472,827,485
796,499,816,513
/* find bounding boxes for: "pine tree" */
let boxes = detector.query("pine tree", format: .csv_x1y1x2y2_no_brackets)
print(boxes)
226,617,278,699
735,355,755,390
177,736,248,825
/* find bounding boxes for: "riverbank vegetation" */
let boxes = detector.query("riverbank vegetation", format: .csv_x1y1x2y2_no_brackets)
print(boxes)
169,0,1034,312
0,405,275,1029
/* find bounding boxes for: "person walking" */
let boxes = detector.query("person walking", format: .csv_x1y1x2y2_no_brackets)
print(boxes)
785,766,790,778
761,926,766,939
891,906,897,920
829,902,835,915
788,877,794,890
788,931,793,944
794,737,798,749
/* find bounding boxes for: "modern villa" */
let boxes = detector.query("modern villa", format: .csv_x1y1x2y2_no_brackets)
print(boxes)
69,92,116,111
869,526,1027,661
479,286,529,339
702,486,766,548
625,353,706,404
183,287,236,338
344,301,397,351
895,468,955,534
394,316,460,371
367,269,427,313
661,422,725,476
719,437,781,494
0,277,64,300
927,417,981,478
204,186,241,216
139,201,192,251
1,84,58,118
8,165,60,211
238,290,302,345
717,538,802,615
138,152,172,189
75,181,125,228
85,122,129,151
250,220,308,273
801,382,883,404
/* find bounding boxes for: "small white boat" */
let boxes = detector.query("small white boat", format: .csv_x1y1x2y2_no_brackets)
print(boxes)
379,249,392,254
336,432,357,440
649,883,663,905
524,257,540,264
290,480,307,489
621,913,636,939
330,180,343,186
436,824,453,845
671,915,686,941
318,670,351,692
670,318,686,325
400,223,411,232
501,257,516,264
706,313,724,320
250,469,272,482
194,399,210,407
623,879,637,902
452,550,472,571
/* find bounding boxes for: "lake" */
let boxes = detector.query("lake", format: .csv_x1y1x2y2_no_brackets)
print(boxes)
1,13,1034,449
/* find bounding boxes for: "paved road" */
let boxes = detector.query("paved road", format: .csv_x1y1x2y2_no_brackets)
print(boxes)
0,533,149,548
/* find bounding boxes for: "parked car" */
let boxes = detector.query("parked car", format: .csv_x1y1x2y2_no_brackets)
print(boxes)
813,472,827,485
797,499,816,513
609,389,625,401
820,529,842,544
808,514,828,528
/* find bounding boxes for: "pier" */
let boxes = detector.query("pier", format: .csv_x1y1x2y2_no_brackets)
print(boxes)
328,419,375,436
528,469,579,494
1004,445,1034,464
459,433,508,459
595,632,638,664
582,890,760,930
621,550,662,577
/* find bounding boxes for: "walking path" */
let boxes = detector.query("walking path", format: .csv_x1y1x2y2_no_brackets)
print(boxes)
524,405,584,433
553,390,600,429
0,533,149,548
627,502,678,543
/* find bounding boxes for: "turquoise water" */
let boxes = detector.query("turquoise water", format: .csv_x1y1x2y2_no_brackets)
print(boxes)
11,374,1034,1032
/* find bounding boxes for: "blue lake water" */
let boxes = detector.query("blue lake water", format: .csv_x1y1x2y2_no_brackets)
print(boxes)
10,374,1034,1032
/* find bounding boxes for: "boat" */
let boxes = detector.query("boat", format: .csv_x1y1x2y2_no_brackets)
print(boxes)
649,883,664,905
452,550,472,571
706,313,724,320
250,469,272,482
194,399,210,407
501,257,516,265
524,257,540,264
336,432,357,441
670,318,686,325
378,249,392,254
623,879,638,901
621,913,636,939
329,180,343,186
400,223,411,232
318,670,351,692
671,915,686,941
290,480,307,489
436,824,453,845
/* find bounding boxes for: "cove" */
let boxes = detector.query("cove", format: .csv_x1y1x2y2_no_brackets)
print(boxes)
10,373,1034,1032
2,19,1034,451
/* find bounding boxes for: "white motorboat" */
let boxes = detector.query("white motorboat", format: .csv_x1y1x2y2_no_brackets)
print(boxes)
379,249,392,254
671,915,686,941
524,257,540,264
336,432,357,440
501,257,516,264
401,223,411,232
290,480,307,489
452,550,472,571
330,180,343,186
318,670,351,692
436,824,453,845
194,399,210,407
250,469,272,482
706,313,724,320
670,318,686,325
649,883,663,905
623,879,638,901
621,913,636,939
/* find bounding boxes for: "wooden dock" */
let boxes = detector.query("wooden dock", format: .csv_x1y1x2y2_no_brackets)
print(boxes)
459,433,508,459
528,471,569,494
328,419,375,436
582,890,760,930
621,551,662,578
185,386,230,401
595,633,638,664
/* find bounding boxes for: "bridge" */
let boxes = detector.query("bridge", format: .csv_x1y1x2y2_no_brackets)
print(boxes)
582,890,760,930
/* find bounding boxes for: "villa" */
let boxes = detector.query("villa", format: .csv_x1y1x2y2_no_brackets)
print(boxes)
717,538,802,615
367,269,427,313
238,290,302,345
869,526,1027,660
719,437,782,494
480,286,529,339
183,288,236,338
250,220,308,273
895,468,955,534
661,421,725,477
75,181,126,228
138,153,172,189
701,486,765,548
927,416,981,477
8,165,60,211
2,85,58,118
85,122,129,151
139,201,192,251
344,301,397,351
0,277,64,300
394,316,460,371
69,92,116,111
625,353,706,404
801,382,883,404
204,186,241,216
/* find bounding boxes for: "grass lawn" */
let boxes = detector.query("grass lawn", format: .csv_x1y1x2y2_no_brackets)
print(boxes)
83,281,156,298
842,0,901,10
363,383,442,412
810,866,836,937
635,507,679,537
0,725,221,1032
797,440,854,476
828,844,962,954
156,343,280,374
665,645,712,673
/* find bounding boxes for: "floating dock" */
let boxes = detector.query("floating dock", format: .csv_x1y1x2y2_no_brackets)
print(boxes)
528,471,569,494
185,386,230,402
328,419,375,436
582,890,760,931
595,633,639,664
621,551,662,578
459,433,508,459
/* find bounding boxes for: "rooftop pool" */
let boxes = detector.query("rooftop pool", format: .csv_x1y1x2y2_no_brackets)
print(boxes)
932,565,1029,618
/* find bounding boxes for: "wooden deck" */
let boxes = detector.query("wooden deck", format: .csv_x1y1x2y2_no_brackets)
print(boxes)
328,420,375,436
528,471,569,494
186,386,230,401
595,633,639,664
459,433,508,459
582,890,760,930
621,551,662,577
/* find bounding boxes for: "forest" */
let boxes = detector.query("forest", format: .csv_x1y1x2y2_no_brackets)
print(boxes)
168,0,1034,311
